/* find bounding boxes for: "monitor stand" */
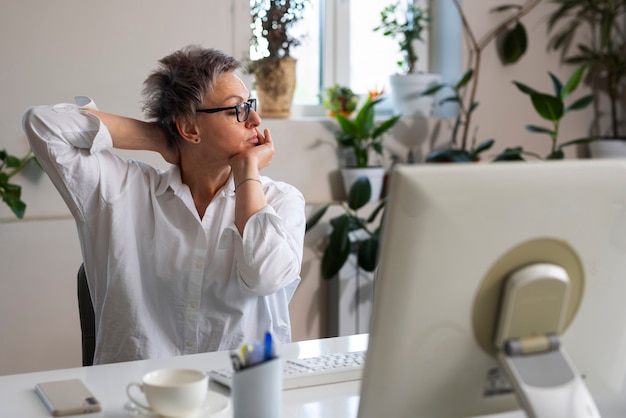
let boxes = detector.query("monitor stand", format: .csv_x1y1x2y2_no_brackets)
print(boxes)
494,263,600,418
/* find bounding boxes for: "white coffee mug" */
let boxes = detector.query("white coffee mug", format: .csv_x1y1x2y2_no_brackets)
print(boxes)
126,368,208,417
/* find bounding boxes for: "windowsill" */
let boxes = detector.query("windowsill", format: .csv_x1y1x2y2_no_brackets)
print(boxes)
260,95,396,120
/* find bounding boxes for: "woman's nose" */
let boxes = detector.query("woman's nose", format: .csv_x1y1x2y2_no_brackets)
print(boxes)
246,108,262,127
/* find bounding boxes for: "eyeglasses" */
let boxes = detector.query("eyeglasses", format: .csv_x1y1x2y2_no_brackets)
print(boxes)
196,99,257,123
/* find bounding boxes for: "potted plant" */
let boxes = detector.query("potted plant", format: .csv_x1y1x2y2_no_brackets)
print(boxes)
421,0,542,162
306,176,385,335
374,1,440,116
323,84,358,118
250,0,310,118
306,177,385,280
546,0,626,158
1,149,36,218
332,88,400,202
499,65,596,160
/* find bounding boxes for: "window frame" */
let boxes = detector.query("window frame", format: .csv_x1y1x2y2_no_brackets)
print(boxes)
237,0,448,118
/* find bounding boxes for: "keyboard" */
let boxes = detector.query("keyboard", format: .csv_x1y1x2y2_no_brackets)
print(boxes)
209,351,366,390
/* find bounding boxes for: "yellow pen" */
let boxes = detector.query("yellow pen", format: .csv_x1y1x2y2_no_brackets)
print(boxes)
241,344,253,367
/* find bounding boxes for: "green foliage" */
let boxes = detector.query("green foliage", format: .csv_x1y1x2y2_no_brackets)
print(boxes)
323,84,359,117
547,0,626,138
333,93,400,168
421,69,479,157
426,139,496,163
513,65,595,159
492,4,530,65
250,0,310,59
0,149,36,219
306,177,385,280
373,1,429,74
420,1,541,161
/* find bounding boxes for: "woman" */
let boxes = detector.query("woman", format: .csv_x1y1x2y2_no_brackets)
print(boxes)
22,45,305,365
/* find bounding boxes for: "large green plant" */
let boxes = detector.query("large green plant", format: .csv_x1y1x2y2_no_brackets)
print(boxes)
421,0,542,162
373,1,429,74
0,149,35,218
547,0,626,139
505,65,595,160
334,91,401,168
306,177,385,280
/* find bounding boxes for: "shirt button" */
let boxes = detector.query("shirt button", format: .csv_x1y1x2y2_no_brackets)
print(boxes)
186,339,195,348
195,260,202,269
190,301,198,309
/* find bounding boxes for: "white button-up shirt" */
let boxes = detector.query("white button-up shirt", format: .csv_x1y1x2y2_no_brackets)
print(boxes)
23,98,305,365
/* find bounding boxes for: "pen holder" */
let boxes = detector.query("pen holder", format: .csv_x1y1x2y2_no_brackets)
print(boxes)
232,357,282,418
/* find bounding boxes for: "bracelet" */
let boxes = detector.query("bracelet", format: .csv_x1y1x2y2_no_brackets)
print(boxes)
235,178,261,192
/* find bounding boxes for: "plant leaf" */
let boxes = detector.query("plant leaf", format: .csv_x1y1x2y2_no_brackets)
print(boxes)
549,72,563,98
335,114,358,138
426,149,473,163
321,215,352,279
474,139,495,154
558,137,597,148
493,147,526,161
491,4,523,13
530,93,564,121
566,94,593,112
348,176,371,210
5,155,21,168
421,84,445,96
501,22,528,65
372,115,400,138
305,205,329,232
512,81,539,96
561,65,586,99
456,69,474,90
526,125,556,135
357,237,379,272
366,197,387,223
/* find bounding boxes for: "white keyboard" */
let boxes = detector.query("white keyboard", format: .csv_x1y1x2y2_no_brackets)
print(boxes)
209,351,366,390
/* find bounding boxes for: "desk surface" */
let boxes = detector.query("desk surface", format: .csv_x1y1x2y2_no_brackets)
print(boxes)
1,334,624,418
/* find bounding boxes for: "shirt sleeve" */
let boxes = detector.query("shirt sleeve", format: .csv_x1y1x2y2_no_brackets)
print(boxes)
21,97,118,222
223,186,306,296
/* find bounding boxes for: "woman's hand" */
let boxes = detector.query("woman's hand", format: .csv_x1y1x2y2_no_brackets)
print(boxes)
229,128,274,173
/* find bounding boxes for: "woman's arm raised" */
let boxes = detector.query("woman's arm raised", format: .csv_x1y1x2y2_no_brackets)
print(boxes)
82,109,180,165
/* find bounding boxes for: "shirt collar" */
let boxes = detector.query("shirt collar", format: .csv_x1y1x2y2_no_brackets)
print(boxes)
156,164,182,196
157,165,237,198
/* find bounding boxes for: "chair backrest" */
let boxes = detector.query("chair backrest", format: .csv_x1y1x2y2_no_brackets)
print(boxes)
77,263,95,366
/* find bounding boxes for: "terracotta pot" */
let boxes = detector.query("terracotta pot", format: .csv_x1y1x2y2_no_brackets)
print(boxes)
254,57,297,118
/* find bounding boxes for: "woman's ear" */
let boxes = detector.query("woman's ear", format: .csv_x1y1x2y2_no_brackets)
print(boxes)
176,116,201,144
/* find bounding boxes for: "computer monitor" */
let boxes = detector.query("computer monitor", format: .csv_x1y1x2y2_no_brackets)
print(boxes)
358,160,626,418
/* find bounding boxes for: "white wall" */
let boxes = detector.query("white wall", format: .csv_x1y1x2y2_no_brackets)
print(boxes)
0,0,597,375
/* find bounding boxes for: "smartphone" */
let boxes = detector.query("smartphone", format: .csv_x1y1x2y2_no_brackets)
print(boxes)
35,379,101,416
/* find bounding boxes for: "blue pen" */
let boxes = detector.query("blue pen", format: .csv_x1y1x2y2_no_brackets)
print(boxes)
249,340,264,365
264,331,273,361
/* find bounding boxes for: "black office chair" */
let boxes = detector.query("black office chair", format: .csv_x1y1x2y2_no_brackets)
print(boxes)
77,264,96,366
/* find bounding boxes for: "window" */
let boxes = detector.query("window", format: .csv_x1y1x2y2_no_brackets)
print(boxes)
288,0,426,110
244,0,453,115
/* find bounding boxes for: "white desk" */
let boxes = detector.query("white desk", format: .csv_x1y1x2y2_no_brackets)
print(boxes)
1,334,625,418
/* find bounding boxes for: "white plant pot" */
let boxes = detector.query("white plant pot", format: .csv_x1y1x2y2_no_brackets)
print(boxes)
341,167,385,203
589,139,626,159
389,73,442,117
327,254,375,337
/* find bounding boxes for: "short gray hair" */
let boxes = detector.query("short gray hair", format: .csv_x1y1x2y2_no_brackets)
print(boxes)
142,45,242,149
